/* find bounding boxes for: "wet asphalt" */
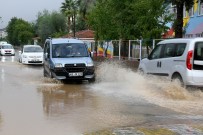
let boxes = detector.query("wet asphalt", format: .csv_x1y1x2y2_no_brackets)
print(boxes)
0,53,203,135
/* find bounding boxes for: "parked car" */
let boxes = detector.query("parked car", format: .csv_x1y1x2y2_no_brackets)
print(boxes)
138,38,203,87
43,38,95,82
0,43,15,56
19,45,43,65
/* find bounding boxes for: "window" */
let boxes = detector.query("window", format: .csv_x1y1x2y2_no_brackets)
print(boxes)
44,41,50,57
194,42,203,60
189,7,194,17
163,44,175,58
149,44,163,59
198,2,203,15
52,43,88,58
183,5,187,18
175,43,186,57
194,42,203,70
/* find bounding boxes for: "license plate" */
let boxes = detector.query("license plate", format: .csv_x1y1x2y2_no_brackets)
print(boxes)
31,59,39,61
69,72,83,77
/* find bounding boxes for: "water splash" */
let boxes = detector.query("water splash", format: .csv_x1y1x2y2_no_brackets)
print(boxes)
91,61,203,115
37,77,62,91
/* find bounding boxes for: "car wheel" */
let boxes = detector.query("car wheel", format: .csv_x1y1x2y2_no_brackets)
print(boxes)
43,68,48,77
88,77,95,83
172,74,184,87
49,71,53,78
137,69,144,75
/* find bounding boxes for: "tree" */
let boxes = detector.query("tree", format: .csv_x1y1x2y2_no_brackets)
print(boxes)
78,0,96,20
88,0,172,40
35,10,67,43
6,17,34,46
61,0,79,36
166,0,203,38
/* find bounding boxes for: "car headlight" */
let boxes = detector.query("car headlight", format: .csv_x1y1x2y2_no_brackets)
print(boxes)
23,55,27,58
87,62,94,67
55,63,63,68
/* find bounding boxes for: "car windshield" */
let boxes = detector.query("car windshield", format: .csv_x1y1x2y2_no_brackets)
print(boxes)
2,45,13,49
24,46,43,53
52,43,89,58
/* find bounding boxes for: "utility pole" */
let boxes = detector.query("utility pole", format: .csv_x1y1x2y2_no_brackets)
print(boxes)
73,7,76,38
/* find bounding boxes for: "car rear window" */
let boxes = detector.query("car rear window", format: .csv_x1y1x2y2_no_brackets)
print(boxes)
193,42,203,70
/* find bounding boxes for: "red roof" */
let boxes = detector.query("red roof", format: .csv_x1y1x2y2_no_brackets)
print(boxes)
63,30,94,39
162,28,174,38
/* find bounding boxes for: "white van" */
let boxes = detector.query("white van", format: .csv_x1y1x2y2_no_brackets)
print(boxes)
0,43,15,56
138,38,203,87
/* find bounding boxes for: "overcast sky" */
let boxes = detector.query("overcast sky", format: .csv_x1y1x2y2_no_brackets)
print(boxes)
0,0,65,29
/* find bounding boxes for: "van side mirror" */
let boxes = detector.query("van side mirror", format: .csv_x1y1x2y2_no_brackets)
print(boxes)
45,52,49,59
19,51,22,54
89,51,94,57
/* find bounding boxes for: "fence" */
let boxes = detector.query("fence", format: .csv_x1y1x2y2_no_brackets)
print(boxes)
82,39,165,60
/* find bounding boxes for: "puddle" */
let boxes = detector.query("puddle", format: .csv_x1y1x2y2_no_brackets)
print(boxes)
89,61,203,115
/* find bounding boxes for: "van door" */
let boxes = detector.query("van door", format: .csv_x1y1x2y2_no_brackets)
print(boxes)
43,41,51,75
160,43,176,76
192,42,203,83
145,44,164,74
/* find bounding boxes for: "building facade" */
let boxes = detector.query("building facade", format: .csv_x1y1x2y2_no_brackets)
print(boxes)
183,0,203,37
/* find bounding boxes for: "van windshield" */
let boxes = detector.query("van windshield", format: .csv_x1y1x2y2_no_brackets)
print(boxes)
52,43,89,58
2,45,13,49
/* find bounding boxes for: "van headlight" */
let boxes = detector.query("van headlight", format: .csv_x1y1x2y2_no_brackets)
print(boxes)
55,63,63,68
87,62,94,67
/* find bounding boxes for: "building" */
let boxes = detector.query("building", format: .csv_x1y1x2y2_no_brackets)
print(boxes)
183,0,203,37
0,28,7,39
164,1,203,38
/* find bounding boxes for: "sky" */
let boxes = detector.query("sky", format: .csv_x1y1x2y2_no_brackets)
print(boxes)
0,0,65,29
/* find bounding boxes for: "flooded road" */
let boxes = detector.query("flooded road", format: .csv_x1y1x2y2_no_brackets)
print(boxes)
0,55,203,135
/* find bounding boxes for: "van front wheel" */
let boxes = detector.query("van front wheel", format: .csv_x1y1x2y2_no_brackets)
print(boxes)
88,77,95,83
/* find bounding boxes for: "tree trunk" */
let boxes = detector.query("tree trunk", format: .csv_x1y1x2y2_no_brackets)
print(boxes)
175,2,184,38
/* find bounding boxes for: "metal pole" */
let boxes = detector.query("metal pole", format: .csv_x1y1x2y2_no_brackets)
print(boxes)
139,40,142,60
73,9,76,38
153,39,155,49
128,40,131,60
119,40,121,60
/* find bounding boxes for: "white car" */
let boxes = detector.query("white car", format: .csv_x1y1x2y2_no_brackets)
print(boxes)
19,45,43,65
0,43,15,56
138,38,203,87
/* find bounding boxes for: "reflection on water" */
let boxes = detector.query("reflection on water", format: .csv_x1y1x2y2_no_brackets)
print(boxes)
0,56,15,62
37,78,148,132
0,113,2,130
0,68,5,83
39,84,86,116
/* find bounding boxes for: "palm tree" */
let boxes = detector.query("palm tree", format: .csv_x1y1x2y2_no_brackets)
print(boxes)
78,0,96,20
61,0,75,33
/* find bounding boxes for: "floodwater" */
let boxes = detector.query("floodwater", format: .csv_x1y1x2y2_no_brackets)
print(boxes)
0,55,203,135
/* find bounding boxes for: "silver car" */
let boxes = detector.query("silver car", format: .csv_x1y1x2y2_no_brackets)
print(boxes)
43,38,95,82
138,38,203,87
